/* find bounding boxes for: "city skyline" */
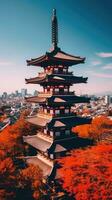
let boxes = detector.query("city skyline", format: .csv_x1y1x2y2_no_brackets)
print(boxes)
0,0,112,95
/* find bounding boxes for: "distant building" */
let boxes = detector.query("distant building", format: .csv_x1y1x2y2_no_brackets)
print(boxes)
2,92,8,99
15,90,19,97
34,90,38,96
21,88,27,97
105,95,112,105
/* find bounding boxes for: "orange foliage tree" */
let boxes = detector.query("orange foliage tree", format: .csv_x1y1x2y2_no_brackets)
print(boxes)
0,112,43,200
0,157,16,200
59,144,112,200
0,115,37,157
18,164,43,200
73,116,112,142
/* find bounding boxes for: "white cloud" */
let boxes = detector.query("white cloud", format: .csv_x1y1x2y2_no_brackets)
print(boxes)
87,70,112,78
0,61,14,66
96,52,112,58
102,63,112,70
91,60,101,66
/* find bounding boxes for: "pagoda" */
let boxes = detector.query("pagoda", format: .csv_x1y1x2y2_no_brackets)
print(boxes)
23,9,91,182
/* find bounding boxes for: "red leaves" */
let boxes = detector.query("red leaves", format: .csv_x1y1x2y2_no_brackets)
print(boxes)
0,113,43,200
59,144,112,199
73,116,112,142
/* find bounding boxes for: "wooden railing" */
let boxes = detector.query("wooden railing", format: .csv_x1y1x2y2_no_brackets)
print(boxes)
38,91,75,97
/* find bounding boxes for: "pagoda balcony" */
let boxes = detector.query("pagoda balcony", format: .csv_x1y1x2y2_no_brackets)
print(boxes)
24,154,53,178
54,112,76,118
38,92,52,97
54,91,75,95
38,110,76,118
37,153,53,166
38,91,75,97
37,131,53,142
38,111,53,119
53,71,73,75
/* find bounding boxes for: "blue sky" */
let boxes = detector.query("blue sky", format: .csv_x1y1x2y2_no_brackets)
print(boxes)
0,0,112,95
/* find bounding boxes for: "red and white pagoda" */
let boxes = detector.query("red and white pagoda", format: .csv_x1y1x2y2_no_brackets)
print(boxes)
23,9,91,182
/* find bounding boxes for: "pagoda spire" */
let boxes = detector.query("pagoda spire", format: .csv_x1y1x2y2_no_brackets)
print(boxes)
52,8,58,49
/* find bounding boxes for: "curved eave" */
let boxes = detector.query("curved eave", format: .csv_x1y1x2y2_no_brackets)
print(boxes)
25,95,90,104
48,116,92,129
25,156,53,178
25,77,46,84
26,116,51,127
26,115,92,128
50,76,88,84
48,96,90,105
23,135,52,152
26,54,46,66
25,75,88,85
25,96,46,104
26,54,85,67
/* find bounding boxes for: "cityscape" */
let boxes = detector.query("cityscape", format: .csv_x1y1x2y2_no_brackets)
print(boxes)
1,88,112,132
0,1,112,200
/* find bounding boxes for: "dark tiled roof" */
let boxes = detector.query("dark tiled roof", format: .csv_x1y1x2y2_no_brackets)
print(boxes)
25,74,88,84
25,95,90,104
48,116,92,129
26,115,91,128
27,47,85,67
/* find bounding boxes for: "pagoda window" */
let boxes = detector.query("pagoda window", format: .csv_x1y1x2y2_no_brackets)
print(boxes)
55,131,60,137
45,88,47,93
44,129,47,134
44,109,47,114
65,109,69,114
55,88,59,92
50,131,53,136
59,85,64,88
65,130,70,135
64,87,68,92
54,68,58,73
50,154,54,159
63,68,67,73
55,110,60,115
50,109,53,114
50,87,53,92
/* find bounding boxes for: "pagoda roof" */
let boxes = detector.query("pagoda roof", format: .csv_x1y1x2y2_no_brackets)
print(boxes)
49,116,92,129
26,114,91,128
23,135,52,152
26,116,51,127
25,156,53,178
27,47,85,67
25,96,46,104
25,95,90,105
23,134,68,154
25,74,88,85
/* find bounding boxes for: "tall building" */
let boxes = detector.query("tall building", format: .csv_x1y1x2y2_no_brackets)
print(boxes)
2,92,8,99
23,9,91,182
105,95,112,105
21,88,27,97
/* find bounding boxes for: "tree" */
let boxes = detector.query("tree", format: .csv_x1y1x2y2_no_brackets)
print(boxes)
0,112,43,200
0,157,16,200
0,116,37,157
73,116,112,142
59,144,112,200
18,164,43,200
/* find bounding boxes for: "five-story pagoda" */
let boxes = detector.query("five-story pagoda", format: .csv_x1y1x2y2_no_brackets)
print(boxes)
23,9,91,182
